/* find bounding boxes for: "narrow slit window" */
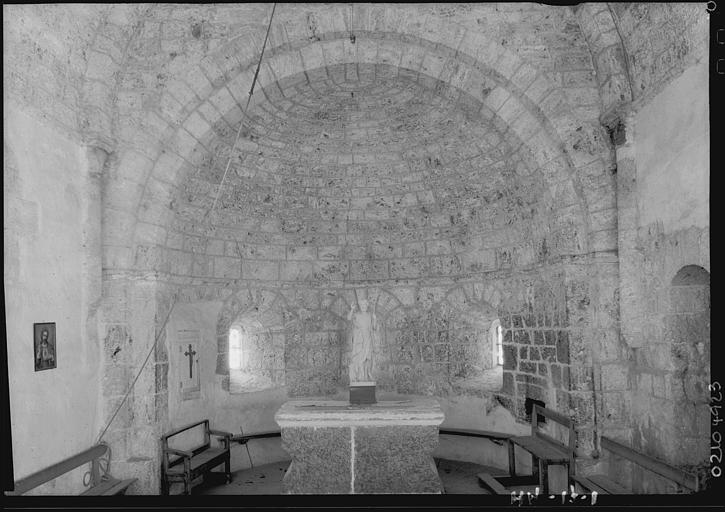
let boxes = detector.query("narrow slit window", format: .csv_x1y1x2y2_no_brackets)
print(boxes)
496,324,503,366
229,326,242,370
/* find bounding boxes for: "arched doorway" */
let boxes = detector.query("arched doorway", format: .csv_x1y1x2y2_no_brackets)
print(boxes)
666,265,710,466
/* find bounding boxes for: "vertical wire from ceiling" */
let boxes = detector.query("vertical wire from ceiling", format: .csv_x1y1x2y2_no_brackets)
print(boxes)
341,3,355,291
605,3,635,103
207,3,278,220
349,3,356,44
96,2,279,450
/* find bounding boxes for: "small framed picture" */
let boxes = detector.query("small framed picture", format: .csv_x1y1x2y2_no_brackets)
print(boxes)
34,323,56,371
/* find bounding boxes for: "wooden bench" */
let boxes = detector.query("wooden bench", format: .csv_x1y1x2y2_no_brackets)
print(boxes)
230,427,282,469
573,436,699,494
161,419,232,495
439,427,513,445
485,404,575,494
477,471,508,494
437,427,514,494
6,443,136,496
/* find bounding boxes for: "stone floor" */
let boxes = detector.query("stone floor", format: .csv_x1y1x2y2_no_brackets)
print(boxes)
196,458,521,495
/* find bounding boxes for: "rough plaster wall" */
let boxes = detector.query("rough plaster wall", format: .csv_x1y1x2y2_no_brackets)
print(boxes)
625,61,709,481
607,6,709,492
2,6,183,494
3,103,102,493
634,62,709,233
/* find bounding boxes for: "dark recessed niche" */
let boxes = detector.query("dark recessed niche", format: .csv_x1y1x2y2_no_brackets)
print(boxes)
525,397,546,424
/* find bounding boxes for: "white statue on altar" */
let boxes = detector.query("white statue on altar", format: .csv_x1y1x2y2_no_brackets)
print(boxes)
348,298,378,383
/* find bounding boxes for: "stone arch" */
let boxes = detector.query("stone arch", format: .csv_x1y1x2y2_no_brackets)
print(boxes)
442,285,499,322
460,280,509,377
134,56,590,275
93,22,614,276
443,288,501,375
284,287,351,395
671,263,710,286
465,280,505,313
215,286,359,396
227,303,286,393
574,3,633,123
215,287,291,384
372,287,404,317
374,283,504,395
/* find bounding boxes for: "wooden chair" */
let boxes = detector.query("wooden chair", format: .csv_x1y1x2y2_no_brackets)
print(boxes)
491,404,576,494
161,419,232,495
6,443,136,496
573,436,699,494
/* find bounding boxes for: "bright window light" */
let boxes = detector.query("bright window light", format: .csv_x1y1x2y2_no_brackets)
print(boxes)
229,327,242,370
496,324,504,366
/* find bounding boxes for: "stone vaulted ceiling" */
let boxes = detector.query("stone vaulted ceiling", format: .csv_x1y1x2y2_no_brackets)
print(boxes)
167,64,552,285
81,3,617,284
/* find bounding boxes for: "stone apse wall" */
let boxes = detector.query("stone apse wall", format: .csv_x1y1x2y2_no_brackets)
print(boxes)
89,3,620,493
4,3,709,495
84,4,622,492
212,276,573,403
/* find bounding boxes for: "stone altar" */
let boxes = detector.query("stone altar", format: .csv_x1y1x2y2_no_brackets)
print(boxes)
275,399,444,494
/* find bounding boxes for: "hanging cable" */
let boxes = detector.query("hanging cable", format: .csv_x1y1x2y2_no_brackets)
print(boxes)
208,2,277,219
605,3,635,102
240,426,254,468
96,3,278,446
349,3,356,43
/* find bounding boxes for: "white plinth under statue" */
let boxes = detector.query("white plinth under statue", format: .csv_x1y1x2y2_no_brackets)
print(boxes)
275,399,444,494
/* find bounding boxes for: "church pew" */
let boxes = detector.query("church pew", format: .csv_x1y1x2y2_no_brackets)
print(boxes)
439,427,515,493
228,427,512,471
230,427,511,444
572,436,699,494
7,443,136,496
477,472,508,494
503,404,576,494
439,427,513,445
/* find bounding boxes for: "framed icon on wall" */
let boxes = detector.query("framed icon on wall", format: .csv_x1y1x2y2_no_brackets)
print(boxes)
34,322,56,371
